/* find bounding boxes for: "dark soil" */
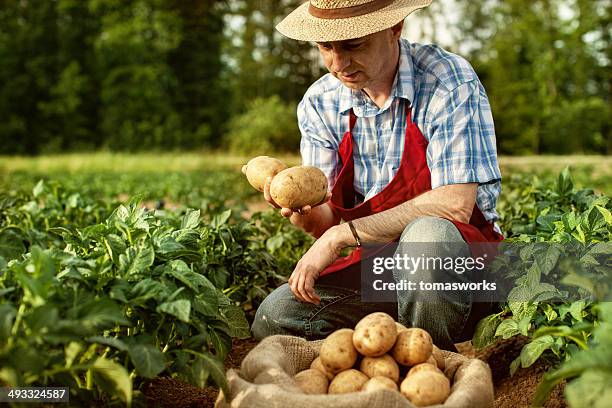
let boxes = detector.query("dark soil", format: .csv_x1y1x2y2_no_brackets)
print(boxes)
143,337,259,408
144,336,566,408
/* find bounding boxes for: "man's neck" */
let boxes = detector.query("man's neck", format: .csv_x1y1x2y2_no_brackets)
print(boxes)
362,42,401,109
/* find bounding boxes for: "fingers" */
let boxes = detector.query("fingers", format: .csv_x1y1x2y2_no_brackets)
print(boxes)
280,207,294,218
288,271,306,303
305,275,321,304
299,205,312,215
289,266,319,305
263,177,281,209
241,165,247,175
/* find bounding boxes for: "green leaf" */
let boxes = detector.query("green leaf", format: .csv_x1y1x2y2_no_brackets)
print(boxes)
90,357,132,406
128,344,166,379
557,167,574,196
64,342,84,368
219,303,251,339
517,316,531,336
535,245,560,276
509,355,521,376
472,314,502,349
104,234,127,265
509,302,538,321
157,300,191,323
119,245,155,277
167,260,212,292
76,299,130,329
0,230,26,261
129,278,166,304
185,350,229,396
181,209,201,230
32,180,45,197
520,335,555,368
495,319,521,339
0,304,16,342
569,301,586,322
542,304,558,321
211,210,232,228
565,370,612,408
595,205,612,226
87,336,129,352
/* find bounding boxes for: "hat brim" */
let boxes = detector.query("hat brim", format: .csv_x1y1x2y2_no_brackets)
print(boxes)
276,0,433,42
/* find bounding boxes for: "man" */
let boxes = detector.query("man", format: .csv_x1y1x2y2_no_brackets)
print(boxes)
250,0,503,351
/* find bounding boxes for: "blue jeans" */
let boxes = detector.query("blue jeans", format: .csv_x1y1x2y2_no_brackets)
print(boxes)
251,216,498,351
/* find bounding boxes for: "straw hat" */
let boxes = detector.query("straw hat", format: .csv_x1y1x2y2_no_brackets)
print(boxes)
276,0,432,42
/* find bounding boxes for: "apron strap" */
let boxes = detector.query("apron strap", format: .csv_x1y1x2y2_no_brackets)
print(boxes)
349,110,357,132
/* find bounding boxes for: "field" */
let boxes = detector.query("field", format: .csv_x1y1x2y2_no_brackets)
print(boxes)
0,153,610,407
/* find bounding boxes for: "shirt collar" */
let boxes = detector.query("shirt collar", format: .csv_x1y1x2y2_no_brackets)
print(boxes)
339,39,415,116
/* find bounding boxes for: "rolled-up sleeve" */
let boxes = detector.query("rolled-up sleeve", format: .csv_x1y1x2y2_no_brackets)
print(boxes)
425,80,502,221
298,97,340,190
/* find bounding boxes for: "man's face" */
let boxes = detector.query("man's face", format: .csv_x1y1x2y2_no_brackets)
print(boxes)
316,26,401,90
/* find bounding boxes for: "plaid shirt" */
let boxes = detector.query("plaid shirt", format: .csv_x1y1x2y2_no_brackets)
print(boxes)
298,39,501,222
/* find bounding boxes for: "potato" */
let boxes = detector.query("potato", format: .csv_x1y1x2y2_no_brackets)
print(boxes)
362,376,398,392
294,369,329,394
406,362,442,378
359,354,400,383
353,312,398,357
320,328,358,374
395,322,409,333
400,371,451,406
269,166,327,209
310,356,335,381
432,345,445,370
243,156,288,192
392,328,433,366
328,369,369,394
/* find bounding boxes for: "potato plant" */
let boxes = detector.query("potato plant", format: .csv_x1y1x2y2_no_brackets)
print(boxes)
0,178,313,405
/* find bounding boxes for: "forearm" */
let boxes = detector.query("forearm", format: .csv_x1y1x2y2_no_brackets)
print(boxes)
290,202,340,238
333,184,477,247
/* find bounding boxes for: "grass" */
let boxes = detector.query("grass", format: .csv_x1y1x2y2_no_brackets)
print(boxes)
1,152,610,194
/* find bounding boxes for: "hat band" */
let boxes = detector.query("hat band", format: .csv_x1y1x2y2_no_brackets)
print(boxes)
308,0,396,19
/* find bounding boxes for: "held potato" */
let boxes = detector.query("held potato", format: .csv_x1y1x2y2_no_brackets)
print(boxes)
392,328,433,366
362,376,398,392
353,312,398,357
310,356,335,381
359,354,400,383
406,362,442,378
319,328,358,374
243,156,287,192
294,369,329,394
328,369,369,394
400,371,451,406
269,166,327,209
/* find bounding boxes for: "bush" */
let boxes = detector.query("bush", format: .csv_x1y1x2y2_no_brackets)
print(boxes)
226,96,300,154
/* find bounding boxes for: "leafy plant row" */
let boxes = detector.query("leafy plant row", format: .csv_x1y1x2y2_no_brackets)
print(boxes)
473,168,611,407
0,179,312,406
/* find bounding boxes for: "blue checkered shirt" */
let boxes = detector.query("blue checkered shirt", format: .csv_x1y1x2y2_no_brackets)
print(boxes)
298,39,501,222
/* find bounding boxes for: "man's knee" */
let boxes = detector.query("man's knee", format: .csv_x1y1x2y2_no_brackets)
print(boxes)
400,216,464,243
251,284,303,341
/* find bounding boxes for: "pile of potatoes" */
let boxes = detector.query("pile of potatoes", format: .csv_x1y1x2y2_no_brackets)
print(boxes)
242,156,328,209
294,312,451,407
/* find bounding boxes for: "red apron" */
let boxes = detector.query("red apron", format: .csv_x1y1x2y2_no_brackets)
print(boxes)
320,105,504,277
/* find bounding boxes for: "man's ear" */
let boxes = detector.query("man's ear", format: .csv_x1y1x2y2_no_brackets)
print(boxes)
391,21,404,39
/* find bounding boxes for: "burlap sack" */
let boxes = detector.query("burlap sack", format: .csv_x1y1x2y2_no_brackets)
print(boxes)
215,335,494,408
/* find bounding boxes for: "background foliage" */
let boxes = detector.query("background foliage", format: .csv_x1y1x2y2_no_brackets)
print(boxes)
0,0,608,155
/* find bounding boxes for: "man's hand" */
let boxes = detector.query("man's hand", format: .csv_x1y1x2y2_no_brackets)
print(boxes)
288,226,348,304
262,176,331,217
